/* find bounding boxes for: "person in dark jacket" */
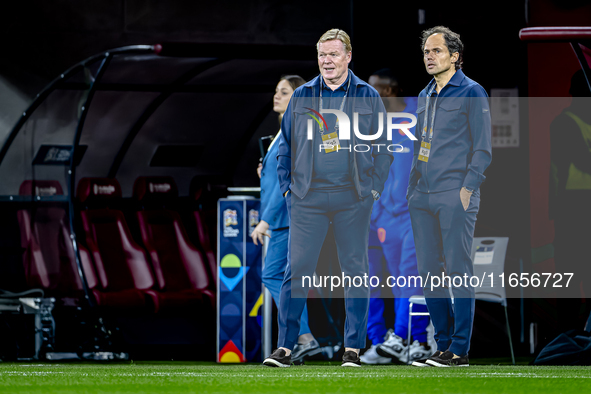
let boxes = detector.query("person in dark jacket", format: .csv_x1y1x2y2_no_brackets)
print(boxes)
263,28,393,368
550,70,591,333
407,26,492,368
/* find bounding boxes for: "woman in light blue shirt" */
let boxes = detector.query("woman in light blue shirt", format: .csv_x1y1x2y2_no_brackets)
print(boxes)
251,75,319,363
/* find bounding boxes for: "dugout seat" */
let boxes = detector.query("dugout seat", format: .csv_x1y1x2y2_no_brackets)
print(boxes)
189,178,221,287
133,176,215,312
77,177,154,310
193,211,216,286
17,180,97,295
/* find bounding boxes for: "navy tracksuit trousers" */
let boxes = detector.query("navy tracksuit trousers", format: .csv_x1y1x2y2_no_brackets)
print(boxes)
408,188,480,356
262,228,311,337
277,189,374,350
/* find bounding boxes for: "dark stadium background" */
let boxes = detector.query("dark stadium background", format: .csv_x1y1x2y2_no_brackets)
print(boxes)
0,0,590,360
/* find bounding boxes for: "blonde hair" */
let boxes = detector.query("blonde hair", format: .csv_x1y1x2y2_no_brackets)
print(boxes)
316,29,352,53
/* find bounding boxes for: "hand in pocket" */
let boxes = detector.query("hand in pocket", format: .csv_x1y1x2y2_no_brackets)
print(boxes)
460,188,471,211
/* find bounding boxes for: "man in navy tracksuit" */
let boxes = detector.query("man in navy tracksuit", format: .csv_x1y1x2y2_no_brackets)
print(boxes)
262,29,393,368
407,26,492,367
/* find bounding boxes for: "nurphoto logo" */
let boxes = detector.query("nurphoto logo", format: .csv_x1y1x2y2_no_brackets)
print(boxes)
304,109,417,153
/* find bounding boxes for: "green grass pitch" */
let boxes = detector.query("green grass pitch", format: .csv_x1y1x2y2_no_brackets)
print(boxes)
1,361,590,393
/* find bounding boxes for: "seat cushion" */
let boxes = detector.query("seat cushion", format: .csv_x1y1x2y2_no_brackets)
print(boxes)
92,288,149,309
145,289,214,313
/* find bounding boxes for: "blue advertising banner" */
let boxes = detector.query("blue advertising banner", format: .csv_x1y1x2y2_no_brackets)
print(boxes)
245,199,263,362
217,198,262,363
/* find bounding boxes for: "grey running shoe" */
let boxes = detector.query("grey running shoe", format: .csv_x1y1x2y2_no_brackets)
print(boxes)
402,341,432,364
292,339,321,364
377,332,406,359
360,344,391,364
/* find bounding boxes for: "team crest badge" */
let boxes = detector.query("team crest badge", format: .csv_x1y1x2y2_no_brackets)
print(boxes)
224,209,238,227
248,210,259,236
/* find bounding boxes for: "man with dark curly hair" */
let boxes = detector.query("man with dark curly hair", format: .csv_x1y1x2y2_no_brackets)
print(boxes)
407,26,492,367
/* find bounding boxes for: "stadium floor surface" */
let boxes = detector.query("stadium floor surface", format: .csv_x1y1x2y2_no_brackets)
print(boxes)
1,361,590,393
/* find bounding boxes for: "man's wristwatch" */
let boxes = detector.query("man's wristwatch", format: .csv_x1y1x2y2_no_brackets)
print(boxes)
462,186,474,194
371,190,380,201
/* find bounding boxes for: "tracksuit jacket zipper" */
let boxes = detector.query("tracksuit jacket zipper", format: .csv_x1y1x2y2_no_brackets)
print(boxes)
312,84,363,200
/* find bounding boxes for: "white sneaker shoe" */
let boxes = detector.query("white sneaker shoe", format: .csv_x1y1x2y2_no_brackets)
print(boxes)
404,340,433,363
360,344,391,365
377,332,407,359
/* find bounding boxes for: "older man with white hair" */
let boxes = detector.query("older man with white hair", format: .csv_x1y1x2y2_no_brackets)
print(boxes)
263,28,393,368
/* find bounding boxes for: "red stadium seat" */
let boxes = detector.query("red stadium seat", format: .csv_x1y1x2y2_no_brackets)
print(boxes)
133,176,214,312
17,180,97,295
189,179,221,288
77,178,154,310
193,210,216,285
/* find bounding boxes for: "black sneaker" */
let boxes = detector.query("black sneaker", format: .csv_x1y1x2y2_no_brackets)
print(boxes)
425,350,469,367
263,348,291,368
411,350,441,367
292,339,321,364
342,350,361,367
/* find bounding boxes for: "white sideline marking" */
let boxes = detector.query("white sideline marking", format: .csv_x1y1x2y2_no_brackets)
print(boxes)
1,371,591,379
16,364,60,367
1,372,65,376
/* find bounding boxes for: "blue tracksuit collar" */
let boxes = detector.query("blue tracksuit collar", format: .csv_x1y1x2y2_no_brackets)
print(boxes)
320,71,351,91
262,130,281,166
302,70,369,92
